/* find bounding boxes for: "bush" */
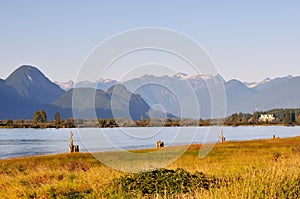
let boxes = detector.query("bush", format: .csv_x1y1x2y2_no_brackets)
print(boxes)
105,168,220,198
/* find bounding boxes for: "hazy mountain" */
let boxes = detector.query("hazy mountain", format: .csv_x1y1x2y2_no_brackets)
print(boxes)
0,78,38,119
122,73,300,118
254,76,290,91
223,75,300,114
53,88,109,109
243,77,272,88
122,73,224,118
225,79,257,114
0,65,65,119
251,76,300,111
1,65,300,120
0,65,173,120
55,78,118,91
5,65,64,104
47,84,151,120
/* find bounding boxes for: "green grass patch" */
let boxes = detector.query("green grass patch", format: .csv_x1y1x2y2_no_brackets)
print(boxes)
104,168,220,198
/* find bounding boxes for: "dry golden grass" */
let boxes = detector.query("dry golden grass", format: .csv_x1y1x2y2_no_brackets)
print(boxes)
0,136,300,198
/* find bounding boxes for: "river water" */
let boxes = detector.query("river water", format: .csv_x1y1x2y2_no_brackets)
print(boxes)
0,126,299,159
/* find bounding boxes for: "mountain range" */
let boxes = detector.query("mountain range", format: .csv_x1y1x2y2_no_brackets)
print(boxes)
56,73,300,118
0,66,154,120
0,66,64,119
1,65,300,120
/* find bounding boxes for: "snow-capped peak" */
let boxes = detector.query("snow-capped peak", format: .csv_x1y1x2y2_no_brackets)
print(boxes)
54,80,74,91
174,72,188,78
243,82,258,88
186,74,214,80
174,73,213,80
96,77,115,83
260,77,272,84
244,78,272,88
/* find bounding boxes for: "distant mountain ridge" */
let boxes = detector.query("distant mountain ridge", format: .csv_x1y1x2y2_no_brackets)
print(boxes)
0,65,167,120
43,85,152,120
1,65,300,120
55,78,117,91
122,74,300,117
0,65,64,119
5,65,64,104
56,73,300,118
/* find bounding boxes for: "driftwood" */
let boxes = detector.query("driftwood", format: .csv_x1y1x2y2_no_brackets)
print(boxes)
156,140,164,148
69,131,79,152
219,129,225,143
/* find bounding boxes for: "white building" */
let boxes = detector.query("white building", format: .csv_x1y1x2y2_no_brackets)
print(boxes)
259,114,275,122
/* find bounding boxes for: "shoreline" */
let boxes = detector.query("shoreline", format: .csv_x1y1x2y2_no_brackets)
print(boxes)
1,135,299,161
1,126,300,161
0,123,297,129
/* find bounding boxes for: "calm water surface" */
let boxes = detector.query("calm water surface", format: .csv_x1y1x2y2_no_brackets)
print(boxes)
0,126,299,159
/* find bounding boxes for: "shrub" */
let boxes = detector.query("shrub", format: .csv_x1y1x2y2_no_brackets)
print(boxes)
105,168,219,198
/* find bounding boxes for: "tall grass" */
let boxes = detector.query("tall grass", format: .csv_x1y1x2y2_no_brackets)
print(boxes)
1,136,300,198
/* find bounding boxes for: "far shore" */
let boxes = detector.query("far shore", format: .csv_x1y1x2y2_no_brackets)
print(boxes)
0,123,298,129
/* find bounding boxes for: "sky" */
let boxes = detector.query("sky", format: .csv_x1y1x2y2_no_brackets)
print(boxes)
0,0,300,83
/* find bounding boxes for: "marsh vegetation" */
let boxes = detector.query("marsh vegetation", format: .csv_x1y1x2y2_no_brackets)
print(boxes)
1,136,300,198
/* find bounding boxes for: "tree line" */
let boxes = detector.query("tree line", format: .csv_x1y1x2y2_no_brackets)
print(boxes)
0,110,75,128
0,108,300,128
224,108,300,126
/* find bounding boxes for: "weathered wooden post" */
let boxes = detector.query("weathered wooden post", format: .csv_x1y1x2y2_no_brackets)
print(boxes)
219,129,225,143
156,140,164,148
74,145,79,152
69,131,73,152
69,131,79,153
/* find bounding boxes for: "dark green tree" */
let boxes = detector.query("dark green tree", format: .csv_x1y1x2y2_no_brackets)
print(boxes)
6,120,14,127
55,112,60,125
64,118,75,128
99,118,106,128
231,113,239,126
291,112,296,123
33,110,47,123
284,111,291,125
242,117,247,125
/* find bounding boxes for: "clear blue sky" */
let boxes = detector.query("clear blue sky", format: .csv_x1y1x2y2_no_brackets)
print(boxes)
0,0,299,82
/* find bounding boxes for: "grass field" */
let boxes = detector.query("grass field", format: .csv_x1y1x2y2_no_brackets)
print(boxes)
1,136,300,198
